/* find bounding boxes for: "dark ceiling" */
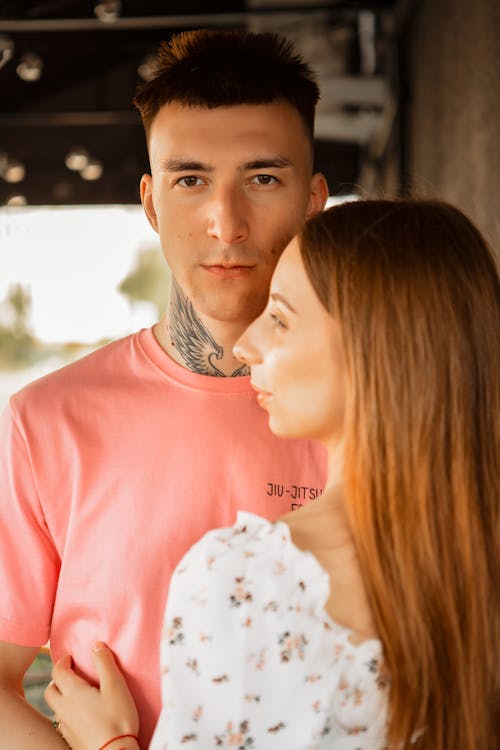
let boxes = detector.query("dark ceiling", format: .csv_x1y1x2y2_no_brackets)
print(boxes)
0,1,401,205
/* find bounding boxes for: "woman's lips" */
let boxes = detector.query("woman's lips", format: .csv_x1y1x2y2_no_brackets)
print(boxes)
256,392,272,407
251,382,272,407
202,264,254,279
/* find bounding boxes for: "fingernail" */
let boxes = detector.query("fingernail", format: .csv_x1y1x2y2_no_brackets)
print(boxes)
93,641,108,652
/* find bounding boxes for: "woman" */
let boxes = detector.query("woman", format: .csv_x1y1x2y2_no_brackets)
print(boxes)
45,199,500,750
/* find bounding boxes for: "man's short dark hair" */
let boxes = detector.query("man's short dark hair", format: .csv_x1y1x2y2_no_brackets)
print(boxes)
133,29,320,143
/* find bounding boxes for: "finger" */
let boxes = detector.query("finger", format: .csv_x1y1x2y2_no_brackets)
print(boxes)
53,653,72,674
92,642,130,695
52,654,91,694
44,680,62,712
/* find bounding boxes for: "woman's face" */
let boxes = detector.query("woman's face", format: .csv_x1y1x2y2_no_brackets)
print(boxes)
234,238,346,448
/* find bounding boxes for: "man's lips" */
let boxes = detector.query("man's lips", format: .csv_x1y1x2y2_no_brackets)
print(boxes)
202,264,255,279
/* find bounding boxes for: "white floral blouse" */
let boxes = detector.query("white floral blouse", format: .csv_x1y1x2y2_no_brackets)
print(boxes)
149,512,388,749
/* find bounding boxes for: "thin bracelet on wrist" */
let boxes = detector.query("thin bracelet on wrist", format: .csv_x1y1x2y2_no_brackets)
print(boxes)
97,734,140,750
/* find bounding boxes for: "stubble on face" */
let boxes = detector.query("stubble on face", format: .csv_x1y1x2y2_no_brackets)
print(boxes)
181,241,283,327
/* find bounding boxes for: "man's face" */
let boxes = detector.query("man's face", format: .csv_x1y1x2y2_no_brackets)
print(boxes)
141,101,327,328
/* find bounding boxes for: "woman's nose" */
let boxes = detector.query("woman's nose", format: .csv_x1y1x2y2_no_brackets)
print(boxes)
233,319,263,366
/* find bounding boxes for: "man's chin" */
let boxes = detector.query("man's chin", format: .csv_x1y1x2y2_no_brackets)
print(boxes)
198,300,267,328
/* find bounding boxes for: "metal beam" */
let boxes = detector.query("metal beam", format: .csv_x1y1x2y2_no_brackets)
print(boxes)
0,9,334,33
0,112,138,127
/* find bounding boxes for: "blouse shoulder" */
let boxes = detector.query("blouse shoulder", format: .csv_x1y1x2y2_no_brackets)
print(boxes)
172,511,337,638
176,510,329,598
156,512,388,750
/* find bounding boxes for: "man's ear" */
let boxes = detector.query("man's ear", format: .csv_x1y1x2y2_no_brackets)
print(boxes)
306,172,329,217
140,174,159,233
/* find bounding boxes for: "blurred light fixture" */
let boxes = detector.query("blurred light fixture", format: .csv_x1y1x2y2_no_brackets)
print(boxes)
4,160,26,183
52,180,73,202
0,153,26,183
137,54,156,81
94,1,122,23
6,194,28,207
0,34,14,71
65,149,103,181
16,52,43,82
80,158,103,181
65,148,90,172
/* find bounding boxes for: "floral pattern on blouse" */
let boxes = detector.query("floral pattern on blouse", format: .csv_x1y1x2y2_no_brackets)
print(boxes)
149,511,388,749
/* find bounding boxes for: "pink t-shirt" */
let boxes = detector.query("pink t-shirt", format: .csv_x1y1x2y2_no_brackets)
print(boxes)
0,328,326,746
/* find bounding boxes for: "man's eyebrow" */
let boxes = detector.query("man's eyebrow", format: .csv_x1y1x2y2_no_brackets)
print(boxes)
159,156,292,173
160,159,214,172
270,292,297,314
243,156,292,170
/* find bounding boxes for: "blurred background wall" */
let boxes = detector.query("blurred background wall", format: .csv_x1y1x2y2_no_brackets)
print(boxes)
406,0,500,250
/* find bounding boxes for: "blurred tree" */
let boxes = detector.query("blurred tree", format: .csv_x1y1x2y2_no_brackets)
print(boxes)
118,246,170,318
0,284,37,369
6,284,32,335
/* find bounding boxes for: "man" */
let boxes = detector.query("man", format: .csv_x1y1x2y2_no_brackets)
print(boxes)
0,30,328,748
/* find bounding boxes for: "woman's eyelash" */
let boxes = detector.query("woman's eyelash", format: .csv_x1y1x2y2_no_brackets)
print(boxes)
269,312,286,329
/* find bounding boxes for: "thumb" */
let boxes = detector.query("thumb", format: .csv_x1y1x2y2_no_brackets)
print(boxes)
57,654,73,670
92,642,128,694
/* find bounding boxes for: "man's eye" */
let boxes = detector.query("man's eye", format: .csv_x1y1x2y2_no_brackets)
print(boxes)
251,174,278,185
176,176,203,187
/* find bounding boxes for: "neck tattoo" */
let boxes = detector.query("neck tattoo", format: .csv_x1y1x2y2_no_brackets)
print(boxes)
168,281,250,377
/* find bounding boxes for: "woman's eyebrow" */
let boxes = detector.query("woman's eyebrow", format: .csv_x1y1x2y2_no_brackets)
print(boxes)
270,292,297,314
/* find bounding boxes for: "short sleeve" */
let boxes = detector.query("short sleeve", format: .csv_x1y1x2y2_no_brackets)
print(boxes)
0,403,60,646
150,512,388,750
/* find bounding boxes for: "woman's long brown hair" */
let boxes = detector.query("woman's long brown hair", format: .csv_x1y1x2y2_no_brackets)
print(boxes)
299,200,500,750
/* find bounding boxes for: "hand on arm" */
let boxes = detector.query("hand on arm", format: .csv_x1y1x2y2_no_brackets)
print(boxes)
44,643,140,750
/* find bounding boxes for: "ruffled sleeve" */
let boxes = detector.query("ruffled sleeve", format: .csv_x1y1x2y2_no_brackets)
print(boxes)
149,511,388,750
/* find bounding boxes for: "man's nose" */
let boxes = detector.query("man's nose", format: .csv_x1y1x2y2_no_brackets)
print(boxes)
206,186,250,245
